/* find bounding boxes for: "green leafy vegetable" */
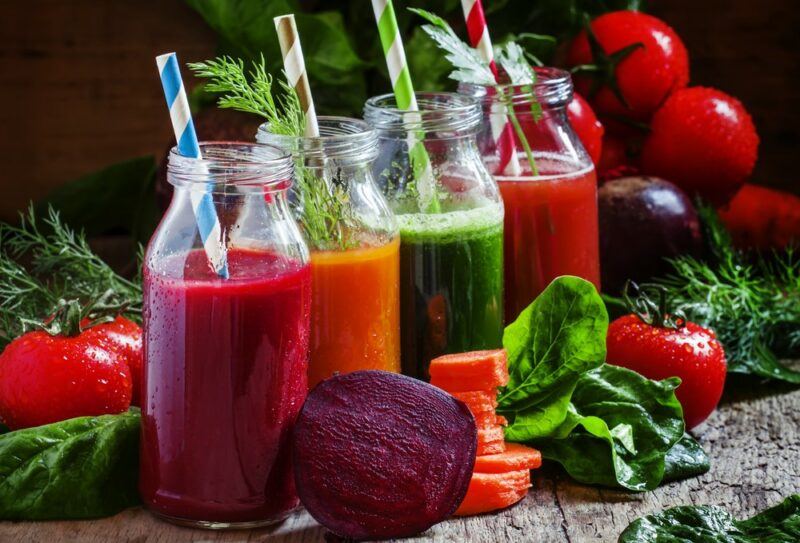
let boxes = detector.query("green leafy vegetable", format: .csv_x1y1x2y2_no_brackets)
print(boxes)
37,156,158,245
0,206,142,349
662,433,711,483
499,276,708,491
619,494,800,542
641,203,800,382
0,410,141,520
499,276,607,416
534,365,688,491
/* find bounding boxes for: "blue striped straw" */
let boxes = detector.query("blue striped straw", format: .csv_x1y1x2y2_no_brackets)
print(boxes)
156,52,229,278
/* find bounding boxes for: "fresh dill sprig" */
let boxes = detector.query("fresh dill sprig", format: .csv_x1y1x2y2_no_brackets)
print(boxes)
188,55,304,136
189,56,357,250
409,8,540,175
644,203,800,382
0,206,142,348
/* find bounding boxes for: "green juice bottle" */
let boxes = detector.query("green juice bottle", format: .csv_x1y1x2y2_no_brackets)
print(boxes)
365,92,504,380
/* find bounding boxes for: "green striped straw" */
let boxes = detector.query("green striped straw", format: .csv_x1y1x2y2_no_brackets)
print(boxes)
372,0,440,213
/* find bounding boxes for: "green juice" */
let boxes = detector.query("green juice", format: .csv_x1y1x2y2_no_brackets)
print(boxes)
397,204,504,380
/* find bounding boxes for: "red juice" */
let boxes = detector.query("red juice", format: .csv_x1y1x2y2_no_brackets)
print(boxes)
497,157,600,322
140,248,311,527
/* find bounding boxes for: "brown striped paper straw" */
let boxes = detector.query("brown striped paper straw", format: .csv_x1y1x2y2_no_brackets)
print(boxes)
274,14,319,137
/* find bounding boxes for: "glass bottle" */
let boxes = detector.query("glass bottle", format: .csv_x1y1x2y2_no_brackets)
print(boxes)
257,117,400,388
460,67,600,323
364,92,504,380
141,142,311,528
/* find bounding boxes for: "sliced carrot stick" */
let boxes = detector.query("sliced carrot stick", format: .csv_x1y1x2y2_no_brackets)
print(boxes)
429,350,509,392
451,390,497,415
496,415,508,426
453,470,531,516
473,443,542,473
477,425,506,456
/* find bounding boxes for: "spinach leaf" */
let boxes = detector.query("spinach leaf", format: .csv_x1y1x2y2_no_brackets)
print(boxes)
619,494,800,542
662,433,710,483
0,410,140,520
498,276,608,416
534,365,687,491
499,277,707,491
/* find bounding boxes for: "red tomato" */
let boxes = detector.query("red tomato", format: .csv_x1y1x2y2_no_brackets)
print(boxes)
718,184,800,250
567,92,604,165
0,329,132,429
607,314,726,429
641,87,760,206
82,317,143,406
567,11,689,121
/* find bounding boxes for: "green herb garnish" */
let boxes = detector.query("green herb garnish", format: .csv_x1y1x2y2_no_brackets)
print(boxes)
409,8,540,175
0,206,142,349
189,56,357,250
625,204,800,382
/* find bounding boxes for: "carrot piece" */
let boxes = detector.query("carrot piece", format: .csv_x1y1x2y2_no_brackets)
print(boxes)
451,390,497,416
453,470,531,516
496,415,508,426
473,443,542,473
477,425,506,456
429,350,509,392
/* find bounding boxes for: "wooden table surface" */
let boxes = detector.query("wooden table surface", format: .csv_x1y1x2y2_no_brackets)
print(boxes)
1,378,797,543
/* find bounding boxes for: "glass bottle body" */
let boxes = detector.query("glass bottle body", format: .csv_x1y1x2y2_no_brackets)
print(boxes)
461,68,600,323
364,93,504,380
140,143,311,528
257,118,400,387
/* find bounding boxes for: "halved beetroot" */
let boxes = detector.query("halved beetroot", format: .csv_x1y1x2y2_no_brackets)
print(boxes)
292,370,477,540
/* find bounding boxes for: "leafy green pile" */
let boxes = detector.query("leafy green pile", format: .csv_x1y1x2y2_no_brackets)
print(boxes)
619,494,800,542
0,207,142,349
623,204,800,383
499,277,708,491
0,410,141,520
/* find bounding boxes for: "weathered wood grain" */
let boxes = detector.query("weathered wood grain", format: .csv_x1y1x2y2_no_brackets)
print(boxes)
1,380,797,543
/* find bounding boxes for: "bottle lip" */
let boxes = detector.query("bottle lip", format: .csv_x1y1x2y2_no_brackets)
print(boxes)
167,141,294,191
363,92,482,136
256,116,378,163
459,66,574,107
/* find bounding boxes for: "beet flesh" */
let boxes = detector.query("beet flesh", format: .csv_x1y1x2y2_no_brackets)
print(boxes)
292,370,477,540
599,176,703,294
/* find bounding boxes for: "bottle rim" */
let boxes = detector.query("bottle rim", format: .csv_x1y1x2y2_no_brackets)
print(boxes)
256,116,378,163
167,141,294,191
363,92,482,136
459,66,574,107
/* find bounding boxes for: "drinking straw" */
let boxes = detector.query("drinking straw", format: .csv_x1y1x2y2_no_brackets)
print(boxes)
372,0,439,213
461,0,522,176
274,14,320,138
156,52,229,278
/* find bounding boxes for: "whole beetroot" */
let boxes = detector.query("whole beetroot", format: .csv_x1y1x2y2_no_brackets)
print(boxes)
292,371,477,540
600,176,703,293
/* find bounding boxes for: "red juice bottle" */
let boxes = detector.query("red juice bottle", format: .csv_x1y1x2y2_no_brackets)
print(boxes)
461,68,600,322
141,143,311,529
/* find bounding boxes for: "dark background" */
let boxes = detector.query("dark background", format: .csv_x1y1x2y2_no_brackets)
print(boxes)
0,0,797,224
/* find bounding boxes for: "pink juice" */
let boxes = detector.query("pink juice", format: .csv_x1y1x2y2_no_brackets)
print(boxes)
140,248,311,526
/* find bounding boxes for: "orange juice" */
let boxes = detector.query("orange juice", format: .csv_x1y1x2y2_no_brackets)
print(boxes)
309,237,401,387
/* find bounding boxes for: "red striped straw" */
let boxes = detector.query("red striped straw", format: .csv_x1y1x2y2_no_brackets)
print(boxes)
461,0,522,176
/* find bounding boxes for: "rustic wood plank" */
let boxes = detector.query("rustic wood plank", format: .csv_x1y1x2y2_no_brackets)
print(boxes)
1,381,797,542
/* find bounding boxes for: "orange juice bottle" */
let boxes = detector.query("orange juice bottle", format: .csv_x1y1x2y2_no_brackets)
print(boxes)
258,118,400,386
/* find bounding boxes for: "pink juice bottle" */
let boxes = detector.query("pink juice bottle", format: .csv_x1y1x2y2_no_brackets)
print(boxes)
140,143,311,529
